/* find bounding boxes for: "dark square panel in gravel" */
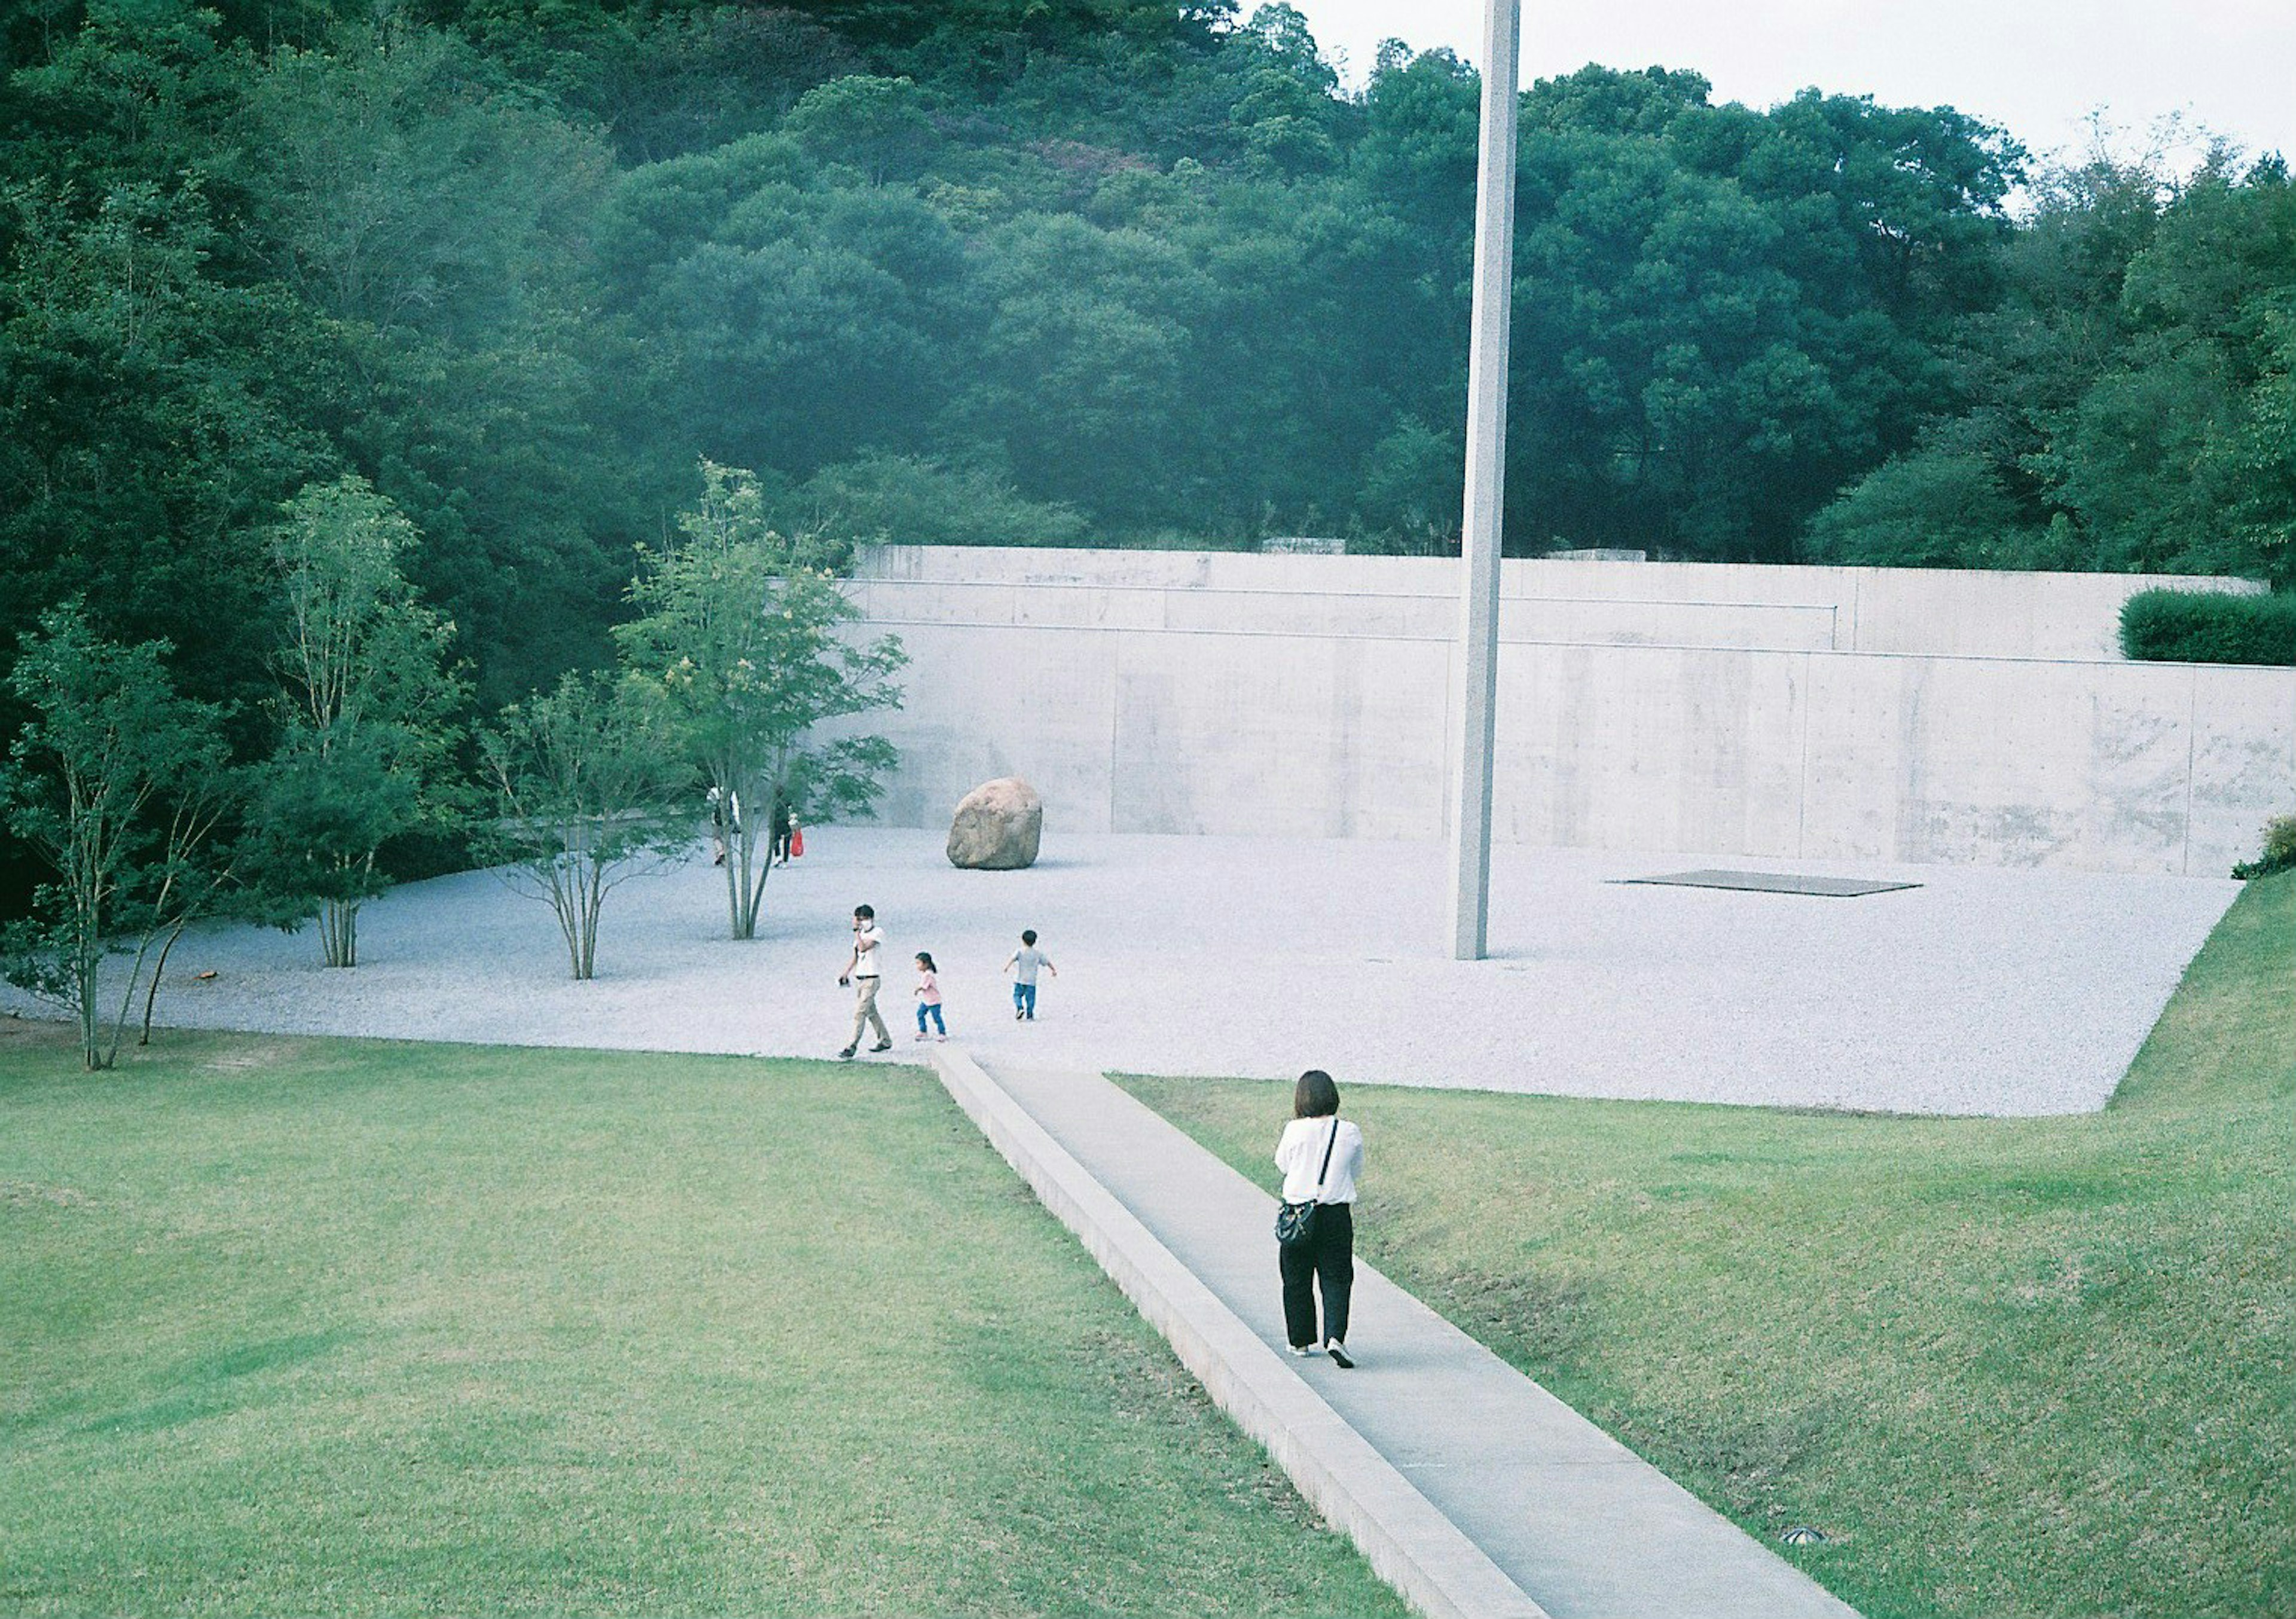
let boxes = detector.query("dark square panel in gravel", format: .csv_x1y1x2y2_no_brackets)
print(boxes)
1617,869,1923,897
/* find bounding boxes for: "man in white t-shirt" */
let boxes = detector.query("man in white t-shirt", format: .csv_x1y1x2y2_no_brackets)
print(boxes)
837,903,893,1059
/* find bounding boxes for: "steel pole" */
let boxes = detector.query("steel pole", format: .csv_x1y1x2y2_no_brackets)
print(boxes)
1446,0,1522,960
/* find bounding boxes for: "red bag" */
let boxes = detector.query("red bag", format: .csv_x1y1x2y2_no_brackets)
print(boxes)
790,825,804,858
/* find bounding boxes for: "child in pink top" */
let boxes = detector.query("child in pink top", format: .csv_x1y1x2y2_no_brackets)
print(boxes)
913,952,947,1041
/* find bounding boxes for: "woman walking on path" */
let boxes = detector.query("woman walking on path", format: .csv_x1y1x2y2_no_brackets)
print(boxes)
1275,1068,1364,1367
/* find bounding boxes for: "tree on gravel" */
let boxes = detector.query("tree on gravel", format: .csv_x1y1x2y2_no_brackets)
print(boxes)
0,604,236,1070
613,460,904,941
478,673,693,980
249,475,468,969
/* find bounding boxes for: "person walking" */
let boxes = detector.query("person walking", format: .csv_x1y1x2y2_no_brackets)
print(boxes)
837,904,893,1059
1003,928,1057,1021
912,951,947,1041
1275,1068,1364,1367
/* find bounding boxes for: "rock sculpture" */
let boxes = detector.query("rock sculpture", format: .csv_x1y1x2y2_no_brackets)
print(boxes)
947,777,1042,869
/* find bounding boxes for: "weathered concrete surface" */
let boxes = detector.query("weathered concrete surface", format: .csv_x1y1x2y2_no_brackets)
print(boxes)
845,548,2296,875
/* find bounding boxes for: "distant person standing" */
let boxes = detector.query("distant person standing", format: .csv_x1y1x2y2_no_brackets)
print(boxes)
1003,928,1057,1021
837,904,893,1059
1275,1069,1364,1367
770,790,793,866
913,952,947,1041
707,786,741,867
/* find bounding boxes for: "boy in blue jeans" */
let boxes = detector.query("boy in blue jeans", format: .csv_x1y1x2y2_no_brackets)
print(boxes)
1003,929,1057,1021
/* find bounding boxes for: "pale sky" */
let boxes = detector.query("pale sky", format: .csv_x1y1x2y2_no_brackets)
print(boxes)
1281,1,2296,172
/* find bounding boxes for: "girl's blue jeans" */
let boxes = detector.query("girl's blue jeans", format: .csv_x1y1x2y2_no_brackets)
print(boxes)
917,1002,945,1035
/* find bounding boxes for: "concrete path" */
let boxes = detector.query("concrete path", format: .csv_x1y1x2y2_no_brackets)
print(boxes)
934,1049,1860,1619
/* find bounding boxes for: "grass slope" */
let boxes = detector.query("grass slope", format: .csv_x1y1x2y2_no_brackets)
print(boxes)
0,1030,1407,1618
1129,873,2296,1619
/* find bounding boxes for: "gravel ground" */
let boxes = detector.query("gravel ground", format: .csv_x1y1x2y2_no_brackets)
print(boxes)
5,827,2237,1116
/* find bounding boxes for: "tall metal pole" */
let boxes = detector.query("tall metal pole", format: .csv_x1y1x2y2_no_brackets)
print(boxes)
1446,0,1522,960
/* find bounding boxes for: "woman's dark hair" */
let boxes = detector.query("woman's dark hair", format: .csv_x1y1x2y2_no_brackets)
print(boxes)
1293,1068,1339,1119
916,951,936,972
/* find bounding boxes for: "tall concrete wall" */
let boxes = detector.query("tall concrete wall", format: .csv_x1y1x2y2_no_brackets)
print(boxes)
848,549,2294,875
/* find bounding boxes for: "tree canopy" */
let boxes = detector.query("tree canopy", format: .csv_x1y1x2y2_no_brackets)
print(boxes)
4,1,2292,908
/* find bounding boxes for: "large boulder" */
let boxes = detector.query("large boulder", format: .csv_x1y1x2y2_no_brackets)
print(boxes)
947,777,1042,869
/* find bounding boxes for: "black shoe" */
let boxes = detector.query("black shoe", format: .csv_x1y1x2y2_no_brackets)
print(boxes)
1325,1342,1354,1369
838,1046,856,1061
868,1041,893,1053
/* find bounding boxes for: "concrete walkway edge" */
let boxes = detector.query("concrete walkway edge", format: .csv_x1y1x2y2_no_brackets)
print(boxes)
928,1045,1550,1619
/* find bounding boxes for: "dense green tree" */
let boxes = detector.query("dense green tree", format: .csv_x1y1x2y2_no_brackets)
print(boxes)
1,603,234,1070
0,177,335,707
252,475,468,967
1811,150,2296,579
787,451,1089,549
221,23,631,698
11,0,2296,934
478,671,691,980
612,461,903,942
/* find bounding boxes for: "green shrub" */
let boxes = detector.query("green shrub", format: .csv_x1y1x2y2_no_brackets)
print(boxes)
2231,815,2296,880
2120,588,2296,664
789,453,1089,549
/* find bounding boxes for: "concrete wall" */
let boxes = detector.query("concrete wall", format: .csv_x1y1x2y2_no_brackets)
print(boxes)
848,549,2295,875
856,546,2265,661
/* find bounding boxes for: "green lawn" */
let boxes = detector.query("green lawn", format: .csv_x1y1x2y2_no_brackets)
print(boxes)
1129,873,2296,1619
0,1030,1407,1618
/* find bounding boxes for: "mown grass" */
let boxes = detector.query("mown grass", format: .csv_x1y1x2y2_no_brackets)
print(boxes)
1128,873,2296,1619
0,1029,1408,1618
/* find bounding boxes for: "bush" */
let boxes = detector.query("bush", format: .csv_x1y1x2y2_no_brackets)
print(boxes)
789,453,1089,549
2231,815,2296,881
2119,588,2296,664
1805,450,2039,568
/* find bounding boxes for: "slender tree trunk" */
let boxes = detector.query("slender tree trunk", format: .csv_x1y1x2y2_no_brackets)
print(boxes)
322,897,361,968
141,920,189,1045
732,830,758,940
106,930,160,1070
743,838,773,939
549,856,581,979
722,829,744,938
578,863,602,981
75,931,102,1072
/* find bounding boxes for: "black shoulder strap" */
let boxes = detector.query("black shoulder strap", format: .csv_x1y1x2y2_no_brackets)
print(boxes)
1312,1118,1340,1195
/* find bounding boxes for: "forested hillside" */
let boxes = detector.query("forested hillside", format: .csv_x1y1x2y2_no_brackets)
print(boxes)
4,0,2292,713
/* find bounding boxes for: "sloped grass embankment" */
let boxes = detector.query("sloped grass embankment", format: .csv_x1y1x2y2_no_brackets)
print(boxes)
1130,873,2296,1619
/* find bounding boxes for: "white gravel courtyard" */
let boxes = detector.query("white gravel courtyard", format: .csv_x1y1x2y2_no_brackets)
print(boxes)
16,827,2239,1116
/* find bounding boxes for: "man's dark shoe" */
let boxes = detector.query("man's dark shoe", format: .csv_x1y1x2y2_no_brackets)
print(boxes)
868,1041,894,1053
838,1046,857,1061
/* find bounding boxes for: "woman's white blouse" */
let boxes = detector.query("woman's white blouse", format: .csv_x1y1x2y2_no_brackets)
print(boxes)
1275,1117,1363,1204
